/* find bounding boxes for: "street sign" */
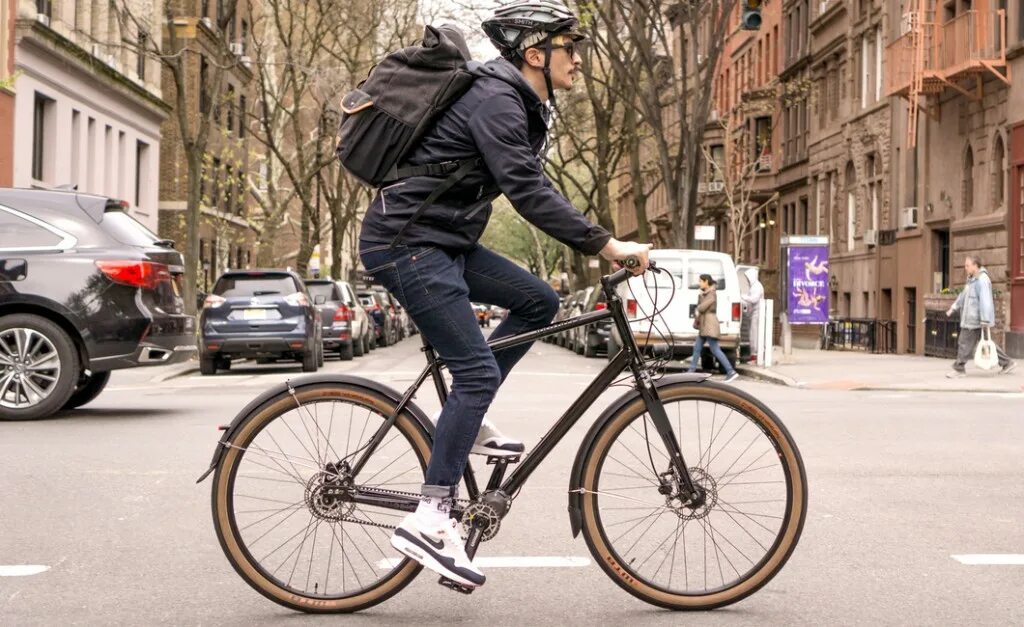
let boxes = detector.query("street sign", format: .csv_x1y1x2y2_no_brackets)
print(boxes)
695,225,716,241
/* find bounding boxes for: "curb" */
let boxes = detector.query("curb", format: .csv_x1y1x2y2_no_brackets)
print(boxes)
149,361,199,383
735,364,1022,394
735,364,801,387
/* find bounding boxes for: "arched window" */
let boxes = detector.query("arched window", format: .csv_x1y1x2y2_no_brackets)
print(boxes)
963,145,974,214
845,161,857,251
992,135,1006,210
866,153,879,231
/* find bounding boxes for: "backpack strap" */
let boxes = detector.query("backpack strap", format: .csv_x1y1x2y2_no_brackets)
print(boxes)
389,157,481,248
382,160,470,183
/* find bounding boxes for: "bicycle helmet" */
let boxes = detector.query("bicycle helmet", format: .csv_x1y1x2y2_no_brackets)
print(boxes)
482,0,585,107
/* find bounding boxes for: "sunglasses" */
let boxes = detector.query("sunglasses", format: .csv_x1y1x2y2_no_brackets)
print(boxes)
531,40,586,58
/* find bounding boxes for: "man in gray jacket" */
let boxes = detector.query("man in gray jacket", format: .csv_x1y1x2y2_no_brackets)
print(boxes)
946,255,1016,377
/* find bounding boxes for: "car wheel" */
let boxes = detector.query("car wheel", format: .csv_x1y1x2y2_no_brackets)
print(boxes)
339,341,354,361
353,335,365,357
302,349,318,372
62,370,112,410
317,345,325,368
583,335,598,359
216,357,232,371
200,357,217,375
0,314,80,421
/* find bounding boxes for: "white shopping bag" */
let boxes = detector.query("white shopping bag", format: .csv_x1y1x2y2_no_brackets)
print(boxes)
974,328,999,371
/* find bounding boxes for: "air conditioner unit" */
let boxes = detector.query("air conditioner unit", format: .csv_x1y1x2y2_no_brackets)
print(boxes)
758,154,772,170
697,53,704,65
201,17,214,29
36,13,50,27
698,181,725,194
91,43,104,58
240,55,252,69
900,12,917,36
864,229,878,247
818,1,830,16
709,109,720,122
900,206,919,229
229,42,244,55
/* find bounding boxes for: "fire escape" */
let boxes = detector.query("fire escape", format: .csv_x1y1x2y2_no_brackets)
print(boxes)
885,0,1010,146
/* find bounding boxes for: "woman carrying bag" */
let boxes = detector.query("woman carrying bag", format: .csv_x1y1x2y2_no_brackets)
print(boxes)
688,273,740,383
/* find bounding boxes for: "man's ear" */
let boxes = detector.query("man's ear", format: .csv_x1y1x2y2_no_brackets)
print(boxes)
522,46,546,69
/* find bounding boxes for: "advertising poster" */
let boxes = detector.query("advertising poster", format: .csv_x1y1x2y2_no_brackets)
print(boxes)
787,245,829,324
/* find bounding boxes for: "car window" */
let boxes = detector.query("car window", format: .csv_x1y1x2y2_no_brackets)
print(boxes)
0,208,65,249
100,210,161,247
687,259,727,290
306,283,336,302
214,274,298,297
357,293,374,307
338,283,356,306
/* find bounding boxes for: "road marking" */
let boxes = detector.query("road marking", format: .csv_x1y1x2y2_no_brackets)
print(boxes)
951,554,1024,565
376,556,591,570
0,565,50,576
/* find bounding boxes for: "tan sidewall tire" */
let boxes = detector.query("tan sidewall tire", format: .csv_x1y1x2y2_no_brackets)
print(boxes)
211,384,432,613
579,382,807,610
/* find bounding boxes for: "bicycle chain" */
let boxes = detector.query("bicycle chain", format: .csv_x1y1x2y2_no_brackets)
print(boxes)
330,485,472,531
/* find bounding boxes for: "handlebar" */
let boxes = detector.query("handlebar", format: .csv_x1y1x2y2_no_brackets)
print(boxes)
602,258,659,291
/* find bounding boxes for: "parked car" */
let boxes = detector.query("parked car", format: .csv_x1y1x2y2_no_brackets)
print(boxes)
554,290,585,347
490,305,506,322
609,249,743,369
372,286,405,343
0,188,195,420
200,269,321,375
304,279,372,360
358,289,396,347
735,264,756,363
571,286,610,358
473,303,492,327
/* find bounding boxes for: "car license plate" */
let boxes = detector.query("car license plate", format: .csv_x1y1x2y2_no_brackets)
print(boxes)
243,308,268,320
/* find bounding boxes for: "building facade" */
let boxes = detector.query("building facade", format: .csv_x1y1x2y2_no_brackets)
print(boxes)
1,0,14,186
616,0,1024,357
156,1,258,295
11,0,169,231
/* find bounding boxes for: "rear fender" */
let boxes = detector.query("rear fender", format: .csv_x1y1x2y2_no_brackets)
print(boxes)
566,372,710,538
196,373,434,483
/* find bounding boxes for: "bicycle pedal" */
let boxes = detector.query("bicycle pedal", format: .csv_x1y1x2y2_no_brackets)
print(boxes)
486,455,520,464
438,576,475,595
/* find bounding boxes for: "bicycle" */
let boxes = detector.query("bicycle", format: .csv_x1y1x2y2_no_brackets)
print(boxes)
197,261,807,613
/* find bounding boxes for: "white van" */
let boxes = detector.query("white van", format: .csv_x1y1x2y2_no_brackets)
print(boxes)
609,249,743,364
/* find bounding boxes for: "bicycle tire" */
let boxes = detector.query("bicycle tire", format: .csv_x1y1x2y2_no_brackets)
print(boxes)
578,381,807,610
211,382,432,613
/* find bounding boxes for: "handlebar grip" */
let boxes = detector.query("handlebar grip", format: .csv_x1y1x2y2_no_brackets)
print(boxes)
621,256,640,269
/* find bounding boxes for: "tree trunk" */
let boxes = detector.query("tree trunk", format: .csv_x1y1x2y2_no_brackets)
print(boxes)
184,151,203,313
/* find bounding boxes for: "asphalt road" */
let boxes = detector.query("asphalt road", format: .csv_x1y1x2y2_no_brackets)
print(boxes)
1,331,1022,625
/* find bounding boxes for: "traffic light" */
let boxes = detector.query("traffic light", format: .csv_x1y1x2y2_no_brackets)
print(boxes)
741,0,763,30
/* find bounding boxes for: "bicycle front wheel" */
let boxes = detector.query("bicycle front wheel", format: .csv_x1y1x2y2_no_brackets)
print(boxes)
211,382,432,613
578,381,807,610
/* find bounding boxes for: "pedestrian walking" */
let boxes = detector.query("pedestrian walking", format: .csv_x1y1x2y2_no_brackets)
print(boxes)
945,255,1016,378
689,274,739,382
740,267,764,363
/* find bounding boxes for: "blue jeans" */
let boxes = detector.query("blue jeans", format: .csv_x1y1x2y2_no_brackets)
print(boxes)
688,336,736,375
359,242,559,498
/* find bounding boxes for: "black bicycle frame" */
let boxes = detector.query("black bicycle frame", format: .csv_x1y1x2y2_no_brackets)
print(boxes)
348,273,701,510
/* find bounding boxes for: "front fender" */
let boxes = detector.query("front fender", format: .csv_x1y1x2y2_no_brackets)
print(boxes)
566,372,710,538
196,373,434,483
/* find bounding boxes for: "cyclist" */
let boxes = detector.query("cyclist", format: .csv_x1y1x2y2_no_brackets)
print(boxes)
359,0,650,589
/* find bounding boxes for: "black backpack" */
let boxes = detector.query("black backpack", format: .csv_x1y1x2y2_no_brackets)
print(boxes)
338,25,478,187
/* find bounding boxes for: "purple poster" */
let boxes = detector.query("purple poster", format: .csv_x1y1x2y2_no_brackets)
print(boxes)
787,246,829,324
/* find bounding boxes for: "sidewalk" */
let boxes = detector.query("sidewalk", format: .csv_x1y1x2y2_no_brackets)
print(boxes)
736,348,1023,393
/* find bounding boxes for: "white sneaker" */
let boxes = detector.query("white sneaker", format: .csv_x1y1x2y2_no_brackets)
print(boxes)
390,514,486,588
471,418,525,457
431,412,525,458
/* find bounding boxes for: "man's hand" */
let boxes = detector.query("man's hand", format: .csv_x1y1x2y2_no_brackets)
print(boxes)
599,238,653,275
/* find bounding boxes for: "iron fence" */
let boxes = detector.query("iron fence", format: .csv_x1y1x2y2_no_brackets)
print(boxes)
924,310,960,358
822,318,897,354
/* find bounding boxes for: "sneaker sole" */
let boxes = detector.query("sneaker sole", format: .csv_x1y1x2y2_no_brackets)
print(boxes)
390,529,485,588
470,443,525,457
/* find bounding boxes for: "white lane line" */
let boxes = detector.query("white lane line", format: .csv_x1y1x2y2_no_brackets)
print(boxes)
0,565,50,576
377,556,590,570
952,554,1024,565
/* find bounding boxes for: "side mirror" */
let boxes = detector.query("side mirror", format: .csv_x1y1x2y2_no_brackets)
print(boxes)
314,295,327,305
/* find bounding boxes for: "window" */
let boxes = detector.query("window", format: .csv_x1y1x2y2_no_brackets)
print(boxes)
118,131,126,200
71,110,81,188
87,118,97,191
226,85,235,133
226,164,235,213
100,211,160,247
866,153,879,230
202,0,210,19
135,141,149,208
963,145,974,214
210,157,222,209
800,197,810,234
238,95,247,137
874,27,883,102
137,31,147,81
754,117,772,169
0,208,66,250
32,93,54,182
200,58,210,114
845,161,857,251
35,0,51,20
240,19,249,55
993,134,1006,210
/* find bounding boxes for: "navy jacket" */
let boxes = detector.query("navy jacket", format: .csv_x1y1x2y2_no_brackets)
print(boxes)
359,58,612,255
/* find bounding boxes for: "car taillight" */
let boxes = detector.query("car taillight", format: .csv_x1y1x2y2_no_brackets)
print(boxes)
203,294,226,309
284,292,309,307
732,303,741,321
95,260,171,289
334,305,351,322
626,299,637,318
594,302,607,311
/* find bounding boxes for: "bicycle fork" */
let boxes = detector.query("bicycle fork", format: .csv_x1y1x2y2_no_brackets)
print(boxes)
635,376,707,508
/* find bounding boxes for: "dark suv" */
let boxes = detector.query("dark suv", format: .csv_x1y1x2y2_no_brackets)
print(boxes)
0,188,195,420
199,270,321,375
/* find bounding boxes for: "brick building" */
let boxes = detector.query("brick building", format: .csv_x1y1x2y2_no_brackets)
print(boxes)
1,0,13,186
156,1,258,295
616,0,1024,357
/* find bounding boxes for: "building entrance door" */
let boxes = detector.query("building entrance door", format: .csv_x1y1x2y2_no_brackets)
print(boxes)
1010,126,1024,333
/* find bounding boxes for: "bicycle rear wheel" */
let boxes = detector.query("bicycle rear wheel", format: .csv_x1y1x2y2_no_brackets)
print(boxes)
211,383,431,613
578,381,807,610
